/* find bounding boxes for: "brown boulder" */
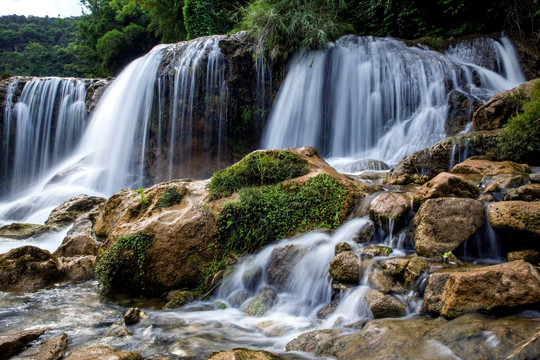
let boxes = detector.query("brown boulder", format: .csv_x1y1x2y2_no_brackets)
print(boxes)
413,172,479,207
504,183,540,201
17,333,68,360
487,201,540,250
507,249,540,264
329,251,360,284
0,326,49,360
450,159,529,176
435,260,540,318
64,346,143,360
286,329,341,354
365,288,406,318
413,198,485,259
473,79,540,131
0,246,62,291
54,213,103,257
369,192,412,233
59,256,96,282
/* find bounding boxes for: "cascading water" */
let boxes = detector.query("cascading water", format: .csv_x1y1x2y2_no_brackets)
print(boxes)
262,35,525,172
1,77,88,196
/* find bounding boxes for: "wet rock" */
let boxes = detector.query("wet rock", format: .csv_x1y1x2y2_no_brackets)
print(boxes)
382,257,410,279
0,223,53,239
64,345,143,360
322,313,540,360
105,327,132,337
530,173,540,183
427,260,540,318
54,213,103,257
369,192,412,233
450,159,530,176
45,195,105,227
404,256,430,286
354,220,375,243
206,348,283,360
18,333,68,360
365,289,406,318
504,183,540,201
473,79,540,131
244,287,277,316
267,244,307,290
286,329,341,355
446,89,483,136
507,249,540,264
384,131,501,184
0,246,62,291
360,245,392,258
59,255,96,282
484,174,527,191
506,329,540,360
124,307,146,325
487,201,540,250
329,251,360,284
413,198,485,259
163,290,196,309
241,265,263,291
424,271,452,315
339,159,390,173
0,326,49,360
413,172,479,207
367,268,395,293
335,242,352,255
317,300,340,319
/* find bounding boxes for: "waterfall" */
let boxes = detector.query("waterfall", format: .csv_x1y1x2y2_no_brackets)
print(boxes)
1,77,88,196
262,35,525,171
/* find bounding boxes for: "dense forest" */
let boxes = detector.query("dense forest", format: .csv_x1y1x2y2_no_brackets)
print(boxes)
1,0,539,78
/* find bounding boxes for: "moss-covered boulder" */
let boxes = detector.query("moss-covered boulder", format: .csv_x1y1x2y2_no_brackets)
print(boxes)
206,348,283,360
45,194,105,227
244,287,277,316
329,251,361,284
450,159,530,176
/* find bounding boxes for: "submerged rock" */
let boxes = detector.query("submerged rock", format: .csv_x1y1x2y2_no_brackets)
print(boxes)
413,198,485,259
424,260,540,318
369,192,412,233
244,287,277,316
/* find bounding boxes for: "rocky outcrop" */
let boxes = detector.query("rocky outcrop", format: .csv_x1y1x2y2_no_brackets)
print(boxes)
413,172,479,207
473,79,540,131
17,333,68,360
54,213,103,257
384,131,501,184
424,260,540,318
64,346,143,360
450,158,530,176
45,195,105,227
0,223,53,239
508,249,540,264
369,192,412,233
413,198,485,259
446,89,483,136
487,201,540,250
0,326,49,360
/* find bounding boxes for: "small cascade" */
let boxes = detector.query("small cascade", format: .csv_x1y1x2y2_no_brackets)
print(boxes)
262,35,525,171
1,77,88,196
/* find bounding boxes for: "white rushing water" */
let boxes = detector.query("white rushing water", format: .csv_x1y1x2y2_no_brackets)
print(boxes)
262,35,525,172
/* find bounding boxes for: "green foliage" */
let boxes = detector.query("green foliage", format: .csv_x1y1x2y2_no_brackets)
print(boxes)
95,233,154,293
183,0,218,39
498,82,540,163
141,0,187,42
217,173,347,254
156,186,183,209
136,186,149,206
208,150,310,198
239,0,350,59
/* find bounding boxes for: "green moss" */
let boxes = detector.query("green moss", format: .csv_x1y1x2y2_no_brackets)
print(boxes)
498,82,540,163
217,173,347,254
95,233,154,294
155,186,183,209
208,150,310,199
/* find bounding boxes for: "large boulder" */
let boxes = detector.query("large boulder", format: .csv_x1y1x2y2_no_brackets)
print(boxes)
369,192,412,233
0,246,63,291
0,326,49,360
473,79,540,131
413,172,479,207
45,195,105,227
54,213,103,257
450,159,530,176
266,244,307,290
504,183,540,201
286,329,341,354
487,201,540,250
424,260,540,318
17,333,68,360
329,251,361,284
384,131,501,184
413,198,485,259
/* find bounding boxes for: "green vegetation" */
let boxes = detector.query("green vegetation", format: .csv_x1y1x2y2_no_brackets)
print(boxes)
217,173,347,254
95,233,154,293
208,150,310,198
498,81,540,163
156,186,183,209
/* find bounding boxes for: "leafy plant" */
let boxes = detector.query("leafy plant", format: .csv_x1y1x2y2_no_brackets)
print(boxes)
95,233,154,293
208,150,310,198
498,81,540,163
216,173,347,254
156,186,183,209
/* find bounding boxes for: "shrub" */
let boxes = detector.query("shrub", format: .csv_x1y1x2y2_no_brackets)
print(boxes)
208,150,310,198
156,186,183,209
217,173,347,253
498,82,540,163
95,234,154,293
